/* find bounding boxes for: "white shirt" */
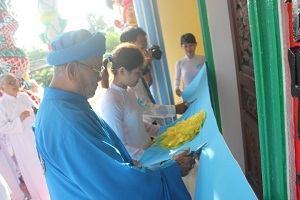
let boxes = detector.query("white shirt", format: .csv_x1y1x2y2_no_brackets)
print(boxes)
174,54,206,90
99,84,159,160
130,78,176,124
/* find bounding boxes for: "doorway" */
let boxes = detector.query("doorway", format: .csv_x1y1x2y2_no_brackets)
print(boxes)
228,0,262,198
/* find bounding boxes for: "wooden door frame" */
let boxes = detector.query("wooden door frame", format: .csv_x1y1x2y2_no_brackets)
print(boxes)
197,0,287,199
227,0,262,197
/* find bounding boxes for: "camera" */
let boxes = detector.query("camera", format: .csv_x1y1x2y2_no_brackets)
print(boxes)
148,45,162,60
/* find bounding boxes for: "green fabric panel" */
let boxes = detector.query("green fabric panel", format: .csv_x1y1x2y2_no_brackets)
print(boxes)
197,0,222,133
248,0,287,199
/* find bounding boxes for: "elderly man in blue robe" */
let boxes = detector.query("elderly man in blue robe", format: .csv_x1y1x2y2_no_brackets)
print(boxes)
34,29,196,200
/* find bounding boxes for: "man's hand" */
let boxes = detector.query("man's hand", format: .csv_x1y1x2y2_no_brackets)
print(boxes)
175,101,188,115
132,159,142,167
143,49,154,67
171,148,196,177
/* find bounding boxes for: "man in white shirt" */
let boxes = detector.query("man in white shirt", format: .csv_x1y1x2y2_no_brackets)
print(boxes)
120,27,188,125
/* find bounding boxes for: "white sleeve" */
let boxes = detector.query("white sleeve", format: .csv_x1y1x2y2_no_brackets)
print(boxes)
174,60,181,90
0,106,23,134
143,101,176,118
131,80,176,119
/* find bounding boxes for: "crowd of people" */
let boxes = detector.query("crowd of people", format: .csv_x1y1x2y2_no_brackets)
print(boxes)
0,27,205,199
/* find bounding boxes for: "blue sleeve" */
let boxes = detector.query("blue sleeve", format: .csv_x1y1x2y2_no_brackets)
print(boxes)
39,111,191,200
52,132,189,200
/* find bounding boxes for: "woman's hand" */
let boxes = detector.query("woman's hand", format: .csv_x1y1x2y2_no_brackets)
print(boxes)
175,88,182,97
144,49,154,67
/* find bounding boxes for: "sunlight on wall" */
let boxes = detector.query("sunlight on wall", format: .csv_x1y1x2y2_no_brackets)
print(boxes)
156,0,204,104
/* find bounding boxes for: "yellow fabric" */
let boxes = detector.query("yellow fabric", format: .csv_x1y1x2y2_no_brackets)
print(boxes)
153,110,206,149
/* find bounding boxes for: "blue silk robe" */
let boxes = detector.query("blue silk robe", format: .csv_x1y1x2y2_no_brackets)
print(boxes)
34,87,191,200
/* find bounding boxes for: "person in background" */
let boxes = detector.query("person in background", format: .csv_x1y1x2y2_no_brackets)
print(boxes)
34,29,195,200
99,42,160,162
0,73,49,200
120,26,188,125
174,33,206,97
28,79,44,101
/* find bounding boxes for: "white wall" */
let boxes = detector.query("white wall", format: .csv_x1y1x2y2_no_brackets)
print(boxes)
205,0,245,171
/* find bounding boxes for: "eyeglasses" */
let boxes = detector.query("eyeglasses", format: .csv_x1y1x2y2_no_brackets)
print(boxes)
75,61,106,78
